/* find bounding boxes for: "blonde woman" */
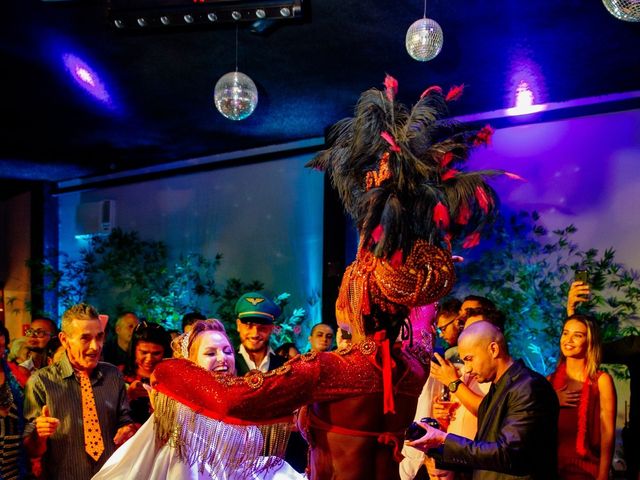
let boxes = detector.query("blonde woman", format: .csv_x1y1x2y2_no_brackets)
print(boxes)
548,314,616,480
93,319,303,480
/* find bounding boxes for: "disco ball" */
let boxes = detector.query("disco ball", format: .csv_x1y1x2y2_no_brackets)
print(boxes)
602,0,640,21
214,71,258,121
405,18,443,62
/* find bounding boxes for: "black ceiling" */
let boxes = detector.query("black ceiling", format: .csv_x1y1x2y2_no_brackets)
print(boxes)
1,0,639,187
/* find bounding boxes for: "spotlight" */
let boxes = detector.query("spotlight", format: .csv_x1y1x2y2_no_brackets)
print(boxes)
183,14,194,23
160,16,170,25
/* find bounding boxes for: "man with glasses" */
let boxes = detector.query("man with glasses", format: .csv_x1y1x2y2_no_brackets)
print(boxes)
435,299,463,362
22,317,57,372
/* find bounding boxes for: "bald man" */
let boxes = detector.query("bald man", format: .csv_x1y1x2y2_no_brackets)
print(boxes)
407,321,559,480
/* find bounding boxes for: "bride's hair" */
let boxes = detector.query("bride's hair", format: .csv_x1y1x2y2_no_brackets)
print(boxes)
171,319,232,362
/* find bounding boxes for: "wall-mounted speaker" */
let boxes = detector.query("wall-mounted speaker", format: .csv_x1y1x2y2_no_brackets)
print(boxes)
76,200,116,237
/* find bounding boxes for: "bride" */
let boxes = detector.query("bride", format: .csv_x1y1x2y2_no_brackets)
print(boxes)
93,319,304,480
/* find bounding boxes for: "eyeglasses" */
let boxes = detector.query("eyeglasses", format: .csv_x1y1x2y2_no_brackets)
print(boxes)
25,328,53,338
435,317,458,336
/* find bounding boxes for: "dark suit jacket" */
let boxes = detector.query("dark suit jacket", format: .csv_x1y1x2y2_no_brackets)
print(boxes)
235,350,285,376
430,360,559,480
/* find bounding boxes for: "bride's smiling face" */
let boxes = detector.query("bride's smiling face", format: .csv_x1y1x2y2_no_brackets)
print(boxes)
194,331,236,375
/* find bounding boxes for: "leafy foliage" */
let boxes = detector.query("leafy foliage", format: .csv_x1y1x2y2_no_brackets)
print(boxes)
28,229,315,349
29,229,222,331
455,210,640,377
271,293,307,349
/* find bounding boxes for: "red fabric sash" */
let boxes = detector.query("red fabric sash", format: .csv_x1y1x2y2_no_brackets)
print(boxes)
307,409,405,463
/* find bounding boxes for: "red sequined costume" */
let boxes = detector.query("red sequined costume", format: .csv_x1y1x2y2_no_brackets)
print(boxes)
152,76,501,479
153,335,432,479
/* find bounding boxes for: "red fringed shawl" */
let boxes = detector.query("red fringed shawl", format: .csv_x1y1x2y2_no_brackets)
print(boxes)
550,363,603,457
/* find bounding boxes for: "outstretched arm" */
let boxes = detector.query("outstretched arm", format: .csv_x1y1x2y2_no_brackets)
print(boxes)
567,281,590,317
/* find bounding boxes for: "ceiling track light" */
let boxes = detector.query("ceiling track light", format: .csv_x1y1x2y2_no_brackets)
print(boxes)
109,0,304,30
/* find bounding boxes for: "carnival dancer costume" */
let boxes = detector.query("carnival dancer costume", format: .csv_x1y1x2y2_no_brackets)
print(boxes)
152,76,507,479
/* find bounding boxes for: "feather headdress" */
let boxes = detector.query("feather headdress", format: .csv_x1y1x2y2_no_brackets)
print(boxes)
307,75,503,259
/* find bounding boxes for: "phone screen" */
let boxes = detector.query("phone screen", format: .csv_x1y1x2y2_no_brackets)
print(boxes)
575,270,589,284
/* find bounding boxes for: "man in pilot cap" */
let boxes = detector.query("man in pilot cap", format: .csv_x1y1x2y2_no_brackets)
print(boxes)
234,292,286,376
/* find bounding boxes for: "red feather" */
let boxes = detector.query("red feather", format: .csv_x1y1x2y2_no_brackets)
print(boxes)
441,169,459,181
440,151,454,168
372,224,384,243
380,131,401,152
445,84,465,102
384,74,398,102
504,171,526,182
420,85,443,99
433,202,450,230
462,232,481,249
473,125,495,147
390,249,403,268
475,186,492,213
455,202,472,225
443,233,452,251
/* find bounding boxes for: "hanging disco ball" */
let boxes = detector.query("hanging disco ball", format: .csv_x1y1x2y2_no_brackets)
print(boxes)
214,71,258,121
602,0,640,21
405,18,443,62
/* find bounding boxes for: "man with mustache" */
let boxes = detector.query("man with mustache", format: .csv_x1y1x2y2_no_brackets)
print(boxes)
234,292,285,376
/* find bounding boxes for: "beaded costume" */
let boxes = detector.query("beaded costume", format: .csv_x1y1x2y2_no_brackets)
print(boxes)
151,76,504,479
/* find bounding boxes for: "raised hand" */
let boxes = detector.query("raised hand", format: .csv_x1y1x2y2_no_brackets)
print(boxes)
567,281,590,316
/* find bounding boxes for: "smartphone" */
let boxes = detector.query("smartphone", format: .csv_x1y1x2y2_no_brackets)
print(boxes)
575,269,589,284
431,355,441,366
339,328,352,340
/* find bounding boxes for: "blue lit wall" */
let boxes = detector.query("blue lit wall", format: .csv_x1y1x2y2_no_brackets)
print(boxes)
56,108,640,335
57,153,324,326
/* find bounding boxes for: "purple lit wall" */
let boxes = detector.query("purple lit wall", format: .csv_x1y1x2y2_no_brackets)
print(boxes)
56,109,640,328
468,108,640,272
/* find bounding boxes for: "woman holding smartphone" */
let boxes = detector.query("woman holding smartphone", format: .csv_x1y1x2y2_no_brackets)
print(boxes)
549,314,616,480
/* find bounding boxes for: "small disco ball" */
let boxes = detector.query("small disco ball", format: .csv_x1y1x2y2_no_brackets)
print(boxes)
602,0,640,21
214,71,258,121
405,18,443,62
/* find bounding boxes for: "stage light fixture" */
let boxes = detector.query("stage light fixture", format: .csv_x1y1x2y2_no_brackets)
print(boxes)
109,0,304,30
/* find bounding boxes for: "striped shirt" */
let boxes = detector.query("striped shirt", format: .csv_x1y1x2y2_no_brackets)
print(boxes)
23,353,133,480
0,376,26,480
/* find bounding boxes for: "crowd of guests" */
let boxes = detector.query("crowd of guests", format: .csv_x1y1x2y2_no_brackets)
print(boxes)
0,291,339,480
0,282,637,480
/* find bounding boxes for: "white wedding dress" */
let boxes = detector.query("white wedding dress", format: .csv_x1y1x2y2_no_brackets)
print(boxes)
92,417,305,480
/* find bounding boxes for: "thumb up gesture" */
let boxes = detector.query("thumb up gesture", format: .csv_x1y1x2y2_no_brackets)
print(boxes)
35,405,60,439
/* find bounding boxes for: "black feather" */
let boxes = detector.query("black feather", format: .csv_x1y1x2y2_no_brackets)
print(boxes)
307,77,503,259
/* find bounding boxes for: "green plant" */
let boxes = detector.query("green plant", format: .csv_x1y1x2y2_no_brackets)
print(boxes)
271,293,307,349
455,210,640,377
28,229,223,331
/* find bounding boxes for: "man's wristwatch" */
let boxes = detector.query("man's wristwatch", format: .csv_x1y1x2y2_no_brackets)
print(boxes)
448,378,463,393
